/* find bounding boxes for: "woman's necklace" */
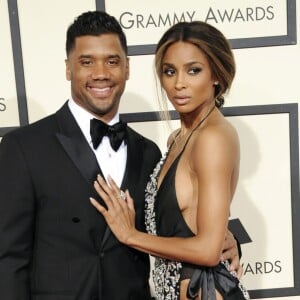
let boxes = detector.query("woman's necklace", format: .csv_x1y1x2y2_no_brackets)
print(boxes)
171,104,216,153
158,104,216,188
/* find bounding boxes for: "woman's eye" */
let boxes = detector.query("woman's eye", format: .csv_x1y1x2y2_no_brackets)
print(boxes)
163,68,175,76
188,67,201,75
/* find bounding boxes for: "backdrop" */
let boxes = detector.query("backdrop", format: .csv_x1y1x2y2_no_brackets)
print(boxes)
1,0,299,299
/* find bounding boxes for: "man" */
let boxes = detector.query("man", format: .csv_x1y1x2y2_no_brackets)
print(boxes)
0,11,241,300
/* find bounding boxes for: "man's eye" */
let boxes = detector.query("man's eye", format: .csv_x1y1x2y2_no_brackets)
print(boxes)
108,59,119,65
81,60,92,66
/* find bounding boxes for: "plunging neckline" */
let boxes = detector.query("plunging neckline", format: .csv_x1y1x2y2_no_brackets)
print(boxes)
157,105,216,192
156,145,183,193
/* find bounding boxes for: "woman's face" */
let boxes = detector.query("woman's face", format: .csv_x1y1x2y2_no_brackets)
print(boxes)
161,41,215,114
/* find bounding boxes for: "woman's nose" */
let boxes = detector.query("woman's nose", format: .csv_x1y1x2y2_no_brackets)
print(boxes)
174,74,186,90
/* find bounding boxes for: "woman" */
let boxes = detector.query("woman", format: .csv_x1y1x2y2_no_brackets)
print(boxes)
90,21,249,300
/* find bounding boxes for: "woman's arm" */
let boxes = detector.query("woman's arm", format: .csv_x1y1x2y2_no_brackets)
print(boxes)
90,124,240,266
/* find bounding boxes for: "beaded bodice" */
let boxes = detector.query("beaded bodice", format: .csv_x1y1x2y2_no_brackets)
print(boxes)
145,150,182,299
144,106,250,299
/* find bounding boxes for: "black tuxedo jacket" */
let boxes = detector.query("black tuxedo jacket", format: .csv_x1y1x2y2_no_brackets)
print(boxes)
0,102,161,300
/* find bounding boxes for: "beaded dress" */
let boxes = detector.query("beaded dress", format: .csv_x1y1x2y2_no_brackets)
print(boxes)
145,109,250,300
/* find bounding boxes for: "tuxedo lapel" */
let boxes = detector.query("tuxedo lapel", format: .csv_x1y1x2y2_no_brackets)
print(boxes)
121,128,143,191
55,102,103,185
54,103,110,253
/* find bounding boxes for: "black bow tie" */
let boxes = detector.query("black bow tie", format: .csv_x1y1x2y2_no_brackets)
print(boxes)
90,118,127,151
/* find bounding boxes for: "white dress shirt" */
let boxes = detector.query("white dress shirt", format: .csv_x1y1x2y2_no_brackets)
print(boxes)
68,98,127,187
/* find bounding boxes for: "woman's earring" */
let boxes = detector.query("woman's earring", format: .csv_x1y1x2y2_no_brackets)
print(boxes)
214,81,219,86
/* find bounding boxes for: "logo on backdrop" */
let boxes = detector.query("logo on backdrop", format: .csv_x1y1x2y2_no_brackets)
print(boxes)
119,6,275,29
1,0,25,130
228,218,285,276
243,260,282,276
0,98,6,112
98,0,295,54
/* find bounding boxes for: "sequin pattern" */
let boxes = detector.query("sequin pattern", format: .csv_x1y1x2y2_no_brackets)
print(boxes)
145,151,250,300
145,151,182,299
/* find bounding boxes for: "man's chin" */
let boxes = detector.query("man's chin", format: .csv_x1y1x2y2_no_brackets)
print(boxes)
90,105,118,119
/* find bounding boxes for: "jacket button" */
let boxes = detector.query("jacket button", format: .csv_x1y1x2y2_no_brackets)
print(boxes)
99,252,104,258
72,217,80,223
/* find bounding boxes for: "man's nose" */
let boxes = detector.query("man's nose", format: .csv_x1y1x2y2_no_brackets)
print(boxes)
91,63,110,80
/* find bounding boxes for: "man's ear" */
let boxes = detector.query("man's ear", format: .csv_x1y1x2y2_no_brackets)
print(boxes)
65,59,71,81
125,57,130,80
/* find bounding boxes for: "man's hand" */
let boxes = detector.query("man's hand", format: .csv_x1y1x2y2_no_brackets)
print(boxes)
221,230,243,278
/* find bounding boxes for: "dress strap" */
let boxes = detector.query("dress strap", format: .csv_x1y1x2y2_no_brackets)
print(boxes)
170,105,216,155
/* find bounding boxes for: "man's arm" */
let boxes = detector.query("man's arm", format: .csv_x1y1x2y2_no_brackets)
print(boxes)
0,134,34,299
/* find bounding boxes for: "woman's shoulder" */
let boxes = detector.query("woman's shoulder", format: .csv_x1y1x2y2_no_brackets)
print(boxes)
191,115,239,161
198,114,238,145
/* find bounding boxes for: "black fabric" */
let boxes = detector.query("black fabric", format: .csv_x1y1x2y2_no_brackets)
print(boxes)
0,102,162,300
154,123,246,299
187,263,246,300
235,235,242,259
90,118,127,151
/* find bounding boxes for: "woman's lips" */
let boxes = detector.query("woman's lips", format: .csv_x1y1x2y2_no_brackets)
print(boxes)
173,95,190,105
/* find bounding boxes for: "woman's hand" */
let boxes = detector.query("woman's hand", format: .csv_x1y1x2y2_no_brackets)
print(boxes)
90,175,137,244
221,230,243,278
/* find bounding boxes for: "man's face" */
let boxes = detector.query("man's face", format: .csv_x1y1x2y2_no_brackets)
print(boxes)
65,34,129,122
